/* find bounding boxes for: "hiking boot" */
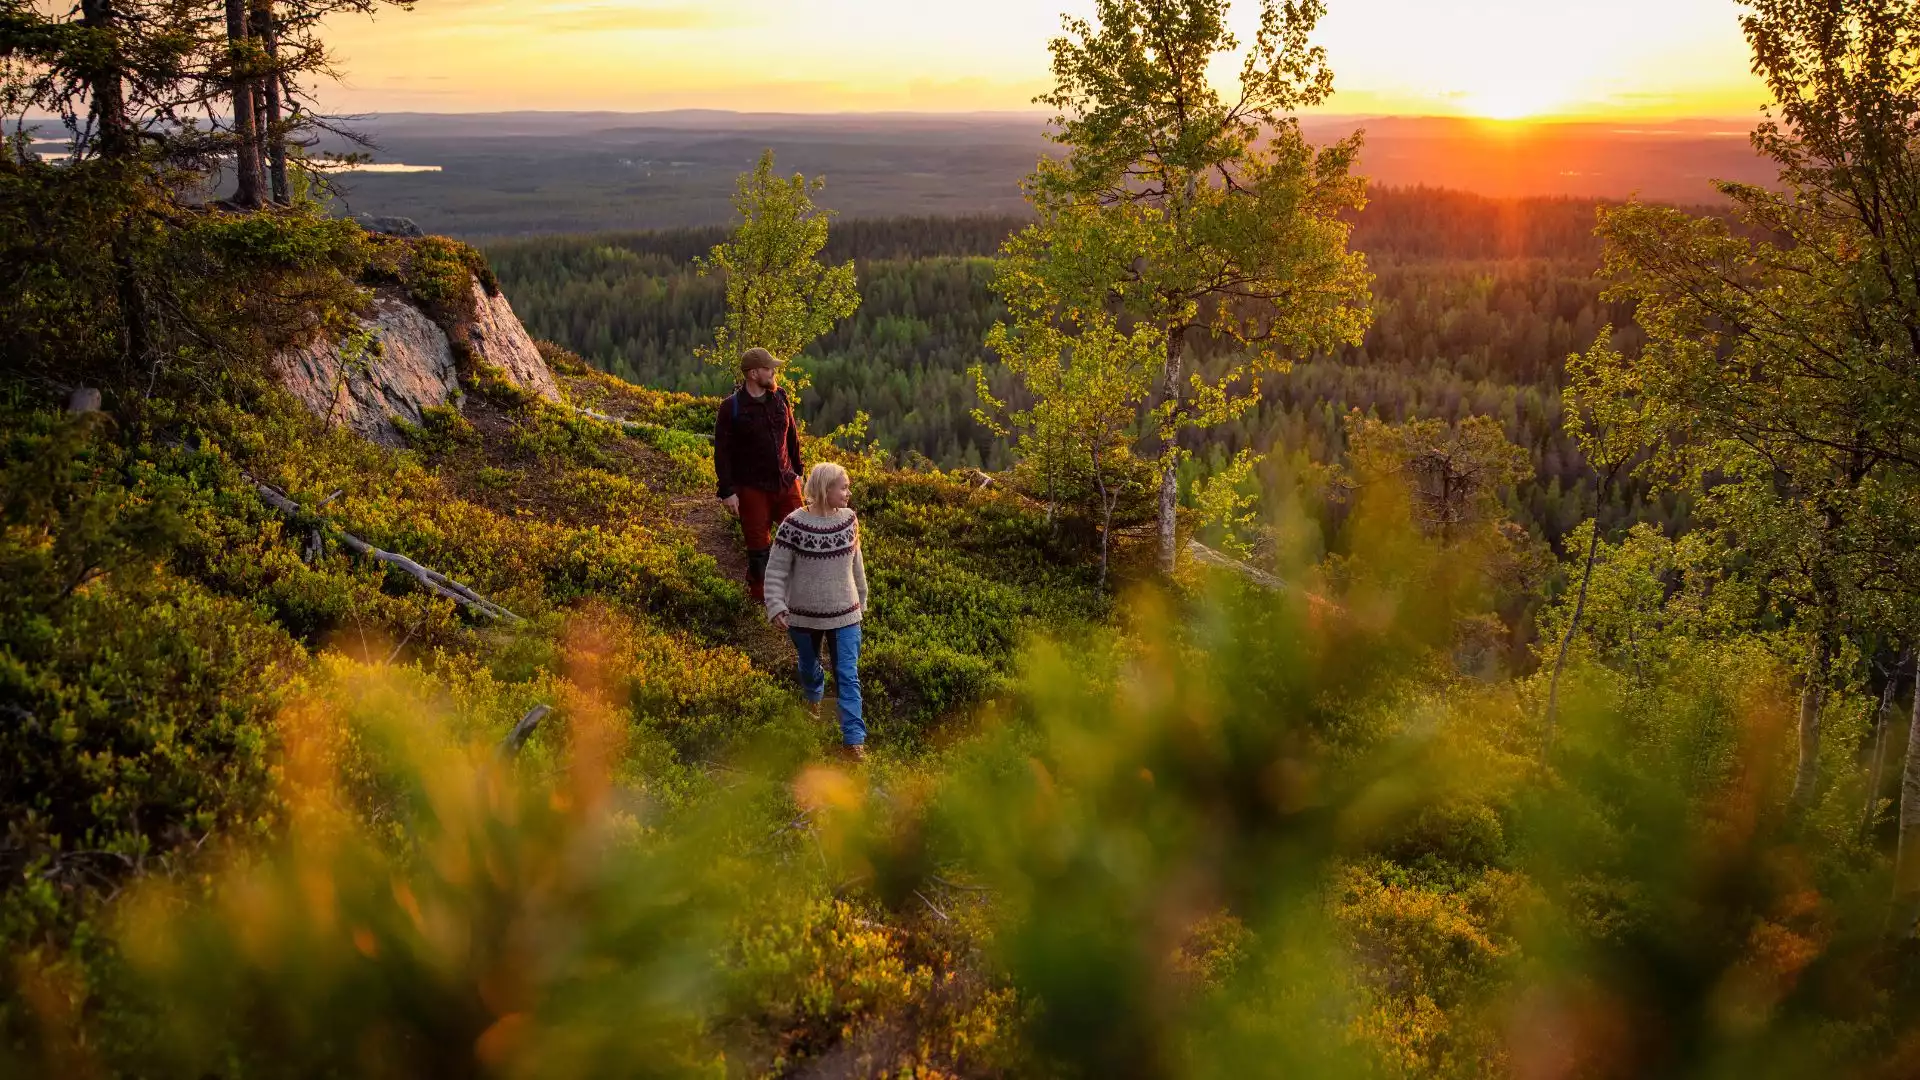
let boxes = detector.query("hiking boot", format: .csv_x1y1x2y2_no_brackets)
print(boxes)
841,742,867,764
808,697,825,721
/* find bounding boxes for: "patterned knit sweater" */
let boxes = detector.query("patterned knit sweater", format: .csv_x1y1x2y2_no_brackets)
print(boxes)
763,507,868,630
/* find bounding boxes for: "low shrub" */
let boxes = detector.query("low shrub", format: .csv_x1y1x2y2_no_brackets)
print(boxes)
550,525,745,634
850,470,1105,733
507,409,619,469
1,412,304,946
1381,800,1510,871
464,361,541,409
722,895,1018,1078
861,641,1004,740
1333,859,1531,1078
625,421,716,492
396,234,493,323
555,467,651,510
393,403,477,454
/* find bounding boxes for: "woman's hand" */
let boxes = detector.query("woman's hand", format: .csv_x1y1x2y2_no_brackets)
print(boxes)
771,611,789,630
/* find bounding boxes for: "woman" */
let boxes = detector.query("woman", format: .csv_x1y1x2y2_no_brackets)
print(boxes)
763,461,869,760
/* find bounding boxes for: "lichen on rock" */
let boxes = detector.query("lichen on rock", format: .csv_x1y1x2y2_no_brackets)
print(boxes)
271,275,560,446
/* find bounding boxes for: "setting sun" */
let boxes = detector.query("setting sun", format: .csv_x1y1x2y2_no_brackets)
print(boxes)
1459,83,1574,121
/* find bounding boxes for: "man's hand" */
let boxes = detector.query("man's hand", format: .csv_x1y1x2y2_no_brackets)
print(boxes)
721,494,740,516
771,611,790,630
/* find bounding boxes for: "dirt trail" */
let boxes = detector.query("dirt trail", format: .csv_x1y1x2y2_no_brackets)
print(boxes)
670,491,795,675
549,374,797,677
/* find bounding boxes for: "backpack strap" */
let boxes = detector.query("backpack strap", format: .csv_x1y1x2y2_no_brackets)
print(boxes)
730,385,787,422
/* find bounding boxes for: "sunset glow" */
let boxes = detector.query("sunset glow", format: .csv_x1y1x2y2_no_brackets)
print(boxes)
1459,84,1575,122
316,0,1765,120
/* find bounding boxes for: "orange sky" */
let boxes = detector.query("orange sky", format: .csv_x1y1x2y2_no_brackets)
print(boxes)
318,0,1766,119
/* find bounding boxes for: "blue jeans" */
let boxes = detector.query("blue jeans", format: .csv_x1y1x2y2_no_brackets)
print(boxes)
790,623,865,747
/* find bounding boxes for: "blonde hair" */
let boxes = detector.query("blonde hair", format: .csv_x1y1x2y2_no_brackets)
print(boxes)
804,461,850,512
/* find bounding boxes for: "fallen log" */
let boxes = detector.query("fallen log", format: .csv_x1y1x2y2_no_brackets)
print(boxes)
572,405,712,439
246,476,522,622
498,703,552,761
1186,540,1285,591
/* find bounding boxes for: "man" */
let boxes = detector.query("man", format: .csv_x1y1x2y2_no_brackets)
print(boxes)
714,347,804,602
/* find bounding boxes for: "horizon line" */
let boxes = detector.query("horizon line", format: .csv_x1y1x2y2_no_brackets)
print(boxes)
340,106,1766,124
10,107,1767,127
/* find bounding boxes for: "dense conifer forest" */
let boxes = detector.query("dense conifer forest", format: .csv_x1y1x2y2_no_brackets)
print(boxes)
486,189,1676,548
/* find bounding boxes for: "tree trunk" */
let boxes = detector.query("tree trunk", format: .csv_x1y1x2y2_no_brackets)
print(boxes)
498,704,552,762
1044,430,1060,528
77,0,132,159
1860,649,1909,838
1893,674,1920,936
1789,633,1830,812
245,475,520,622
73,0,149,376
1541,522,1603,763
226,0,265,208
113,230,150,380
1094,447,1113,592
252,0,289,203
1156,328,1182,574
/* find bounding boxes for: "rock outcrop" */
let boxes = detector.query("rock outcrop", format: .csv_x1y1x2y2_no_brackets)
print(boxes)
271,276,560,446
354,214,424,238
461,281,563,404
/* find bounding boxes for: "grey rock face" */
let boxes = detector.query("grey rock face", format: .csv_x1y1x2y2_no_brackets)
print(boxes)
272,290,460,446
355,214,424,238
463,281,562,402
271,275,564,445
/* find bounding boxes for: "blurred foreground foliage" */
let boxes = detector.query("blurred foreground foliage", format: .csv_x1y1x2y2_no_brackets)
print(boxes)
8,386,1919,1076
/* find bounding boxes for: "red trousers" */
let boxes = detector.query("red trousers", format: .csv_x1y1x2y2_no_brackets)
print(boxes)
737,481,802,601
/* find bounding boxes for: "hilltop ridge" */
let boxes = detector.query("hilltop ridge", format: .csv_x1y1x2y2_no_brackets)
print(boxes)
318,114,1775,236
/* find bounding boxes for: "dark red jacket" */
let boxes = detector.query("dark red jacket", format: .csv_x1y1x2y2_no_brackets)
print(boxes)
714,385,802,499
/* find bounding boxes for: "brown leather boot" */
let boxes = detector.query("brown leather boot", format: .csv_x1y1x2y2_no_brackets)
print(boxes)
841,742,867,764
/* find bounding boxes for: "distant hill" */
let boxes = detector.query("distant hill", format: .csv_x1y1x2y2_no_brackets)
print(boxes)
313,110,1773,237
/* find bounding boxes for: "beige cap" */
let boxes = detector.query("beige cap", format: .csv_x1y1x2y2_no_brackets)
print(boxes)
740,347,781,373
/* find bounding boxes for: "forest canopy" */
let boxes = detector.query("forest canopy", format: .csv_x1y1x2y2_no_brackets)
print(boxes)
484,187,1669,550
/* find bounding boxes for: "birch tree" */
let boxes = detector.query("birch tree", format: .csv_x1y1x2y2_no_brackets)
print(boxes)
977,313,1161,588
998,0,1372,573
1599,0,1920,815
1541,331,1673,759
694,149,860,397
